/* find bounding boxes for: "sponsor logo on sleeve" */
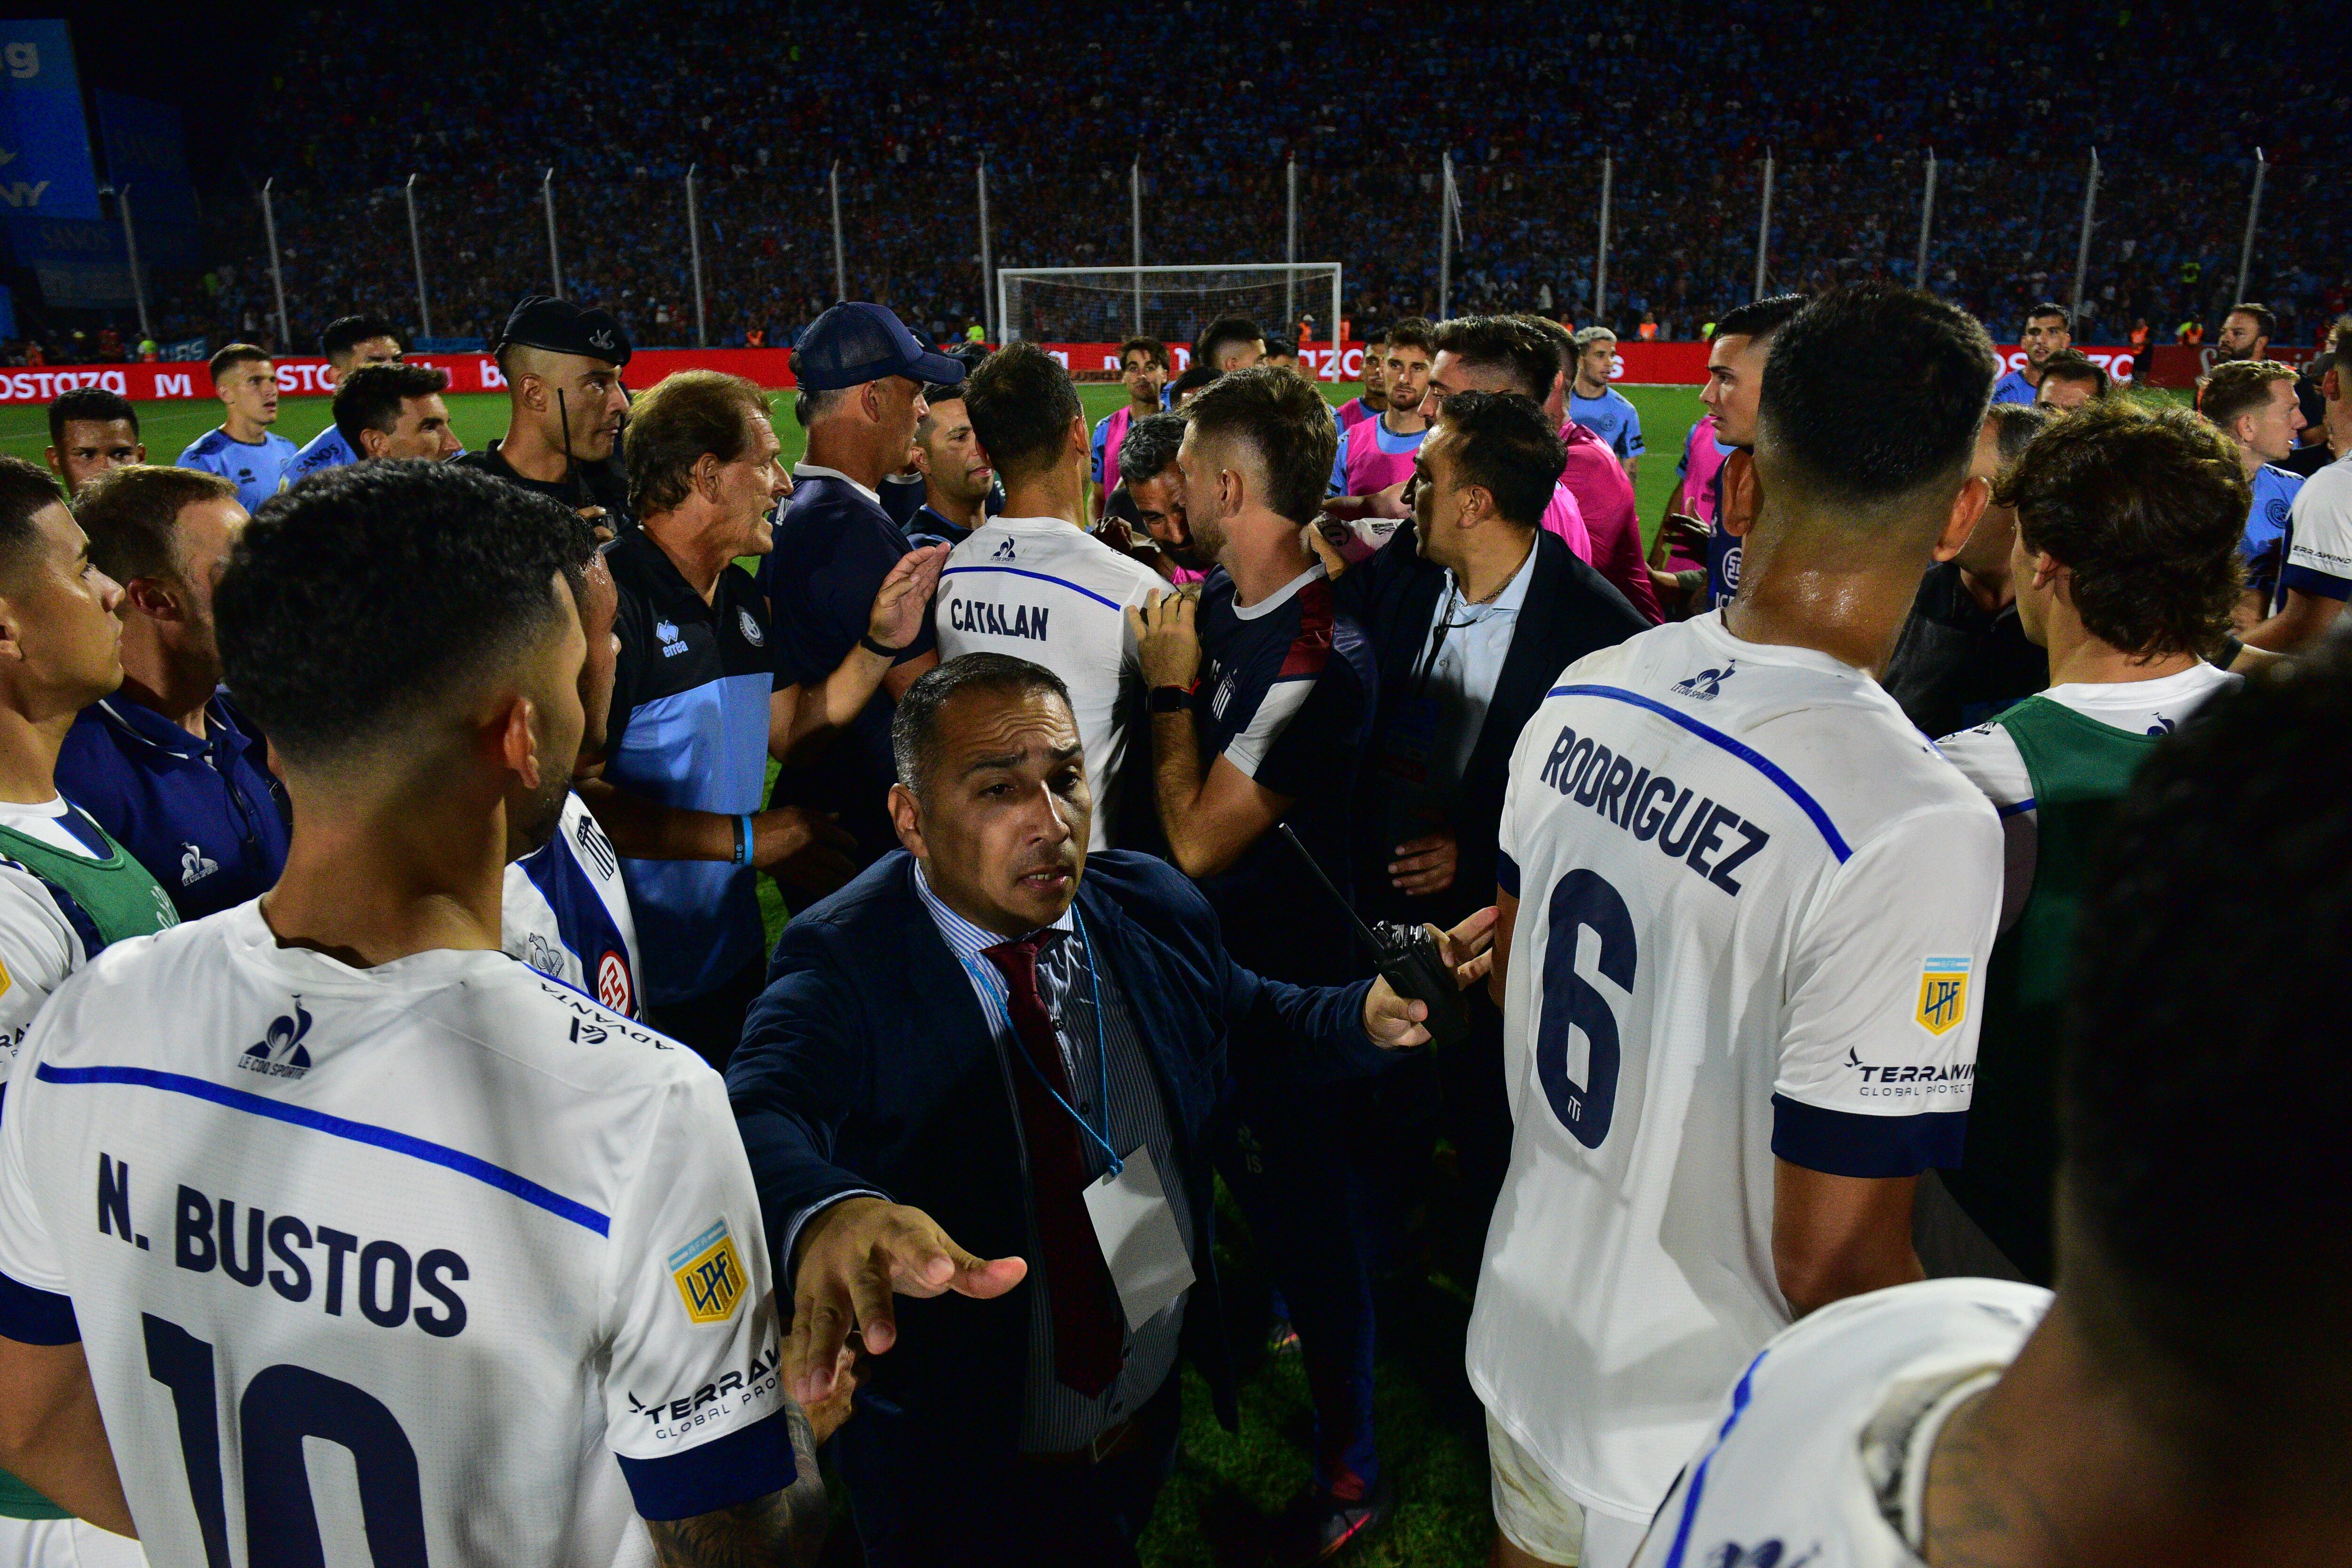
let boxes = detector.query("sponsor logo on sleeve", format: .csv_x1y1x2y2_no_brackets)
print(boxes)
670,1219,746,1324
1915,956,1971,1036
737,608,765,648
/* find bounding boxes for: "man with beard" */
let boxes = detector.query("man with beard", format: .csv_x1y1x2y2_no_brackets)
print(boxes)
2212,301,2276,365
1131,368,1393,1557
1990,302,2072,406
455,295,635,525
1115,411,1210,584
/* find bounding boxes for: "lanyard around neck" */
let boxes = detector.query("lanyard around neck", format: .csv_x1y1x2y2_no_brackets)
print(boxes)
957,907,1123,1176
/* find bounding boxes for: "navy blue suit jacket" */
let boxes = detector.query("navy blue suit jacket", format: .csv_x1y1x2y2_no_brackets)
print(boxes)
728,849,1384,1464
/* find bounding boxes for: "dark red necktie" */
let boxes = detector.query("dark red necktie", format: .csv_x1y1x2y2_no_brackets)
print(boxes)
982,934,1125,1397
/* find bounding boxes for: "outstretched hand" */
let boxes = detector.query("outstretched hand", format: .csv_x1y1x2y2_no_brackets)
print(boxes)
1363,905,1500,1049
787,1197,1027,1408
866,544,951,653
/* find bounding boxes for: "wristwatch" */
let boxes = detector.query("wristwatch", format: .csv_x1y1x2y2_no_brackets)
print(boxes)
1148,683,1196,714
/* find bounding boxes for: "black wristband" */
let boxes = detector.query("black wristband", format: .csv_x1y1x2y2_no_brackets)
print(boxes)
1149,684,1195,714
860,631,907,659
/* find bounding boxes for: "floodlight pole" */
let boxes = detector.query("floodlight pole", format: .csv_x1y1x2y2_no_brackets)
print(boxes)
1915,148,1937,288
686,164,707,347
261,177,291,349
542,167,562,299
2069,147,2100,325
1753,148,1774,302
829,159,846,302
1285,155,1299,338
404,173,432,338
1131,158,1144,334
115,186,151,342
977,159,993,341
1438,152,1455,321
2235,148,2267,307
1594,150,1613,326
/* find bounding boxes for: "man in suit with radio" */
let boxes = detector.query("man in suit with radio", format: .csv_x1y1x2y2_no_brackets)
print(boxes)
727,653,1493,1567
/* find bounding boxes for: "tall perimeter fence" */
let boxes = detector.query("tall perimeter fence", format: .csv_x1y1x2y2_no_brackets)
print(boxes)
184,144,2329,361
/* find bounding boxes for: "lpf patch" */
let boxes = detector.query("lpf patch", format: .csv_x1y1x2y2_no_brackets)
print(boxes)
1915,956,1972,1036
670,1219,746,1324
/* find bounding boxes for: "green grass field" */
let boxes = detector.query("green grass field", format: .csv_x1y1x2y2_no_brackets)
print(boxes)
2,378,1707,1566
0,382,1709,552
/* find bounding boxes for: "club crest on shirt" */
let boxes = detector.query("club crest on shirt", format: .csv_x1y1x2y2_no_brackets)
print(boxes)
737,608,764,648
597,948,635,1016
670,1219,746,1324
1915,955,1971,1036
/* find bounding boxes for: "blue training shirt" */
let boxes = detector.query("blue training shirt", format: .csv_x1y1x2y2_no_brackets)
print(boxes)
53,692,289,921
1567,387,1645,463
176,427,299,511
604,532,775,1006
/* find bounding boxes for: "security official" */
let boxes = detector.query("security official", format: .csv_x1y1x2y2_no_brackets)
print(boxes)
456,295,635,526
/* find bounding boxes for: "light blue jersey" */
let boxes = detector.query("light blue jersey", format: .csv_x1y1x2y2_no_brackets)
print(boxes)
1989,367,2039,406
2243,462,2304,580
176,427,298,511
283,422,359,488
1568,387,1644,462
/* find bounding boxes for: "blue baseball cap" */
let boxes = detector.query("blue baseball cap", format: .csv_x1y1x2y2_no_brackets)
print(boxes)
793,302,966,391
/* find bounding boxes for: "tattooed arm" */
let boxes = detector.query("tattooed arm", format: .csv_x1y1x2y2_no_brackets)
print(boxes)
647,1400,829,1568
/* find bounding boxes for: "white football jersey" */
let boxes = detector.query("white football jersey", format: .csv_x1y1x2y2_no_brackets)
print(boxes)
504,792,644,1017
1936,664,2237,931
935,517,1164,849
1472,612,2003,1521
1629,1278,2050,1568
0,903,789,1565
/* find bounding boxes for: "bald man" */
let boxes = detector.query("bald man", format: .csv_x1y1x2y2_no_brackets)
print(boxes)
454,294,636,527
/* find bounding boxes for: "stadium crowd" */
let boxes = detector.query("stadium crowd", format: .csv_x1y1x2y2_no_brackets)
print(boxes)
14,0,2325,366
0,264,2346,1568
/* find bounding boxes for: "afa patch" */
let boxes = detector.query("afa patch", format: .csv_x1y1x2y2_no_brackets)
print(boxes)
670,1219,746,1325
1916,956,1971,1036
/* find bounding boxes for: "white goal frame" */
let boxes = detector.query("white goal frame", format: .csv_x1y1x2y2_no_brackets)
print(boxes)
996,263,1345,379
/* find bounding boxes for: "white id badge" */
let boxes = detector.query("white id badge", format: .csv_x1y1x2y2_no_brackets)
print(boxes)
1082,1146,1196,1331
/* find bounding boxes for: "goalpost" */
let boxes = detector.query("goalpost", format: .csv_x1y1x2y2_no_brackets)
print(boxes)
996,263,1345,378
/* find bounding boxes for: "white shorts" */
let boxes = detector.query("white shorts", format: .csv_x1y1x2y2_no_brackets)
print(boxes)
1485,1410,1649,1568
0,1517,146,1568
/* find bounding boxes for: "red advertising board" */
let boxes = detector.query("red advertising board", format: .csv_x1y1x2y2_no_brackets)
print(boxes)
2140,342,2323,390
0,340,2141,406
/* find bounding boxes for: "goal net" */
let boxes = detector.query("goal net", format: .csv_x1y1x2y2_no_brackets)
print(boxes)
997,264,1343,374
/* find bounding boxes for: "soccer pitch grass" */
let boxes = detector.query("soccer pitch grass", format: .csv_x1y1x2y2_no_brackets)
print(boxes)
2,377,1706,1566
0,381,1708,551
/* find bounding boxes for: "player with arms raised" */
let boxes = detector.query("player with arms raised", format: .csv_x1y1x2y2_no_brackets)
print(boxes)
0,463,826,1565
1472,285,2003,1568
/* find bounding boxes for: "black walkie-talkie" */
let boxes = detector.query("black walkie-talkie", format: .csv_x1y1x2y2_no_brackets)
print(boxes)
1275,823,1468,1050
